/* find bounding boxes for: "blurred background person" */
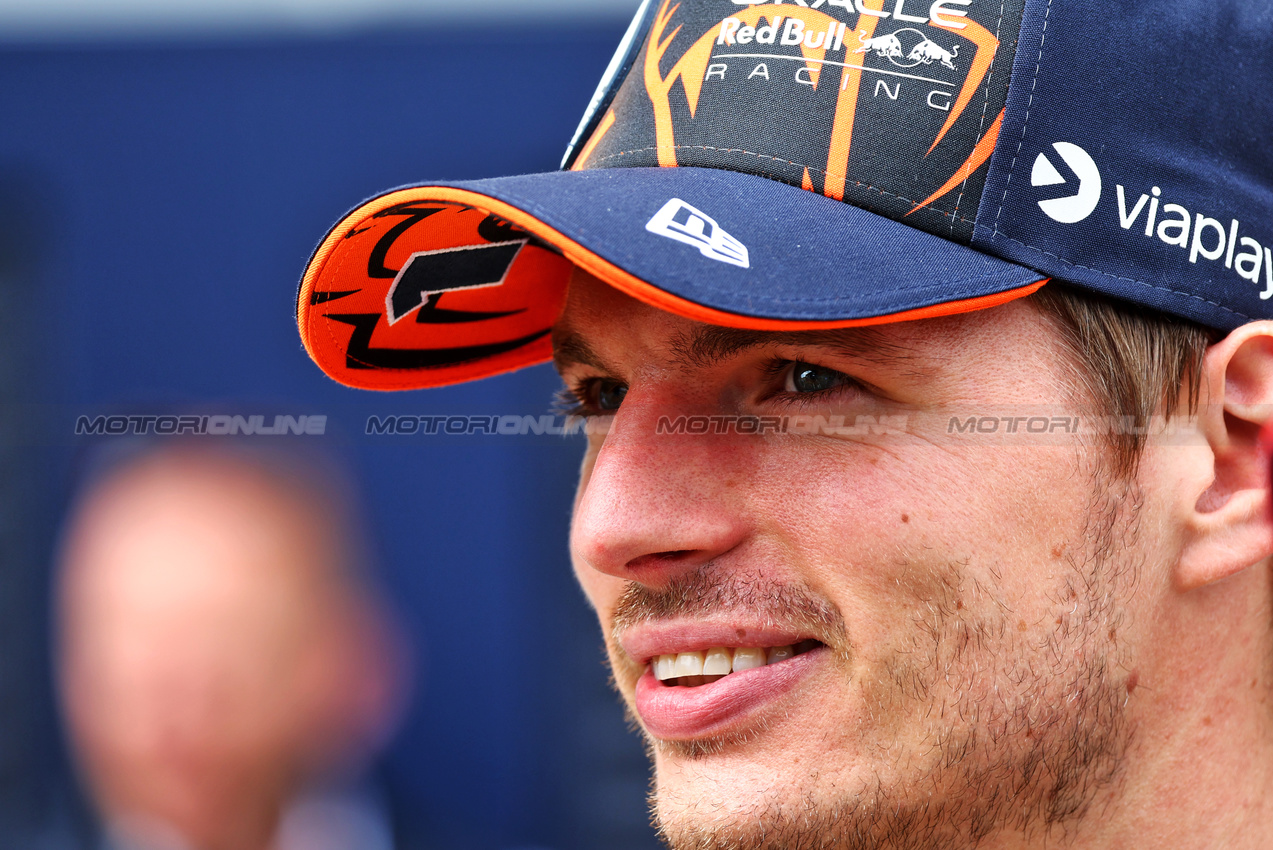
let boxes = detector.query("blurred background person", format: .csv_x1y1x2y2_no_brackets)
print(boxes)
0,1,658,846
55,444,409,850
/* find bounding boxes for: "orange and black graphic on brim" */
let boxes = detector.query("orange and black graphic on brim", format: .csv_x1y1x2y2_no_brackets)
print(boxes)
298,191,572,391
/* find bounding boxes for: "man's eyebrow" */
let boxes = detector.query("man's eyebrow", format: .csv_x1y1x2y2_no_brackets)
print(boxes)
551,328,613,374
551,322,930,377
669,324,920,372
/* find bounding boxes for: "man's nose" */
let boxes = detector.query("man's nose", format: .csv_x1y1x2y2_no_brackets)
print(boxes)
570,395,750,586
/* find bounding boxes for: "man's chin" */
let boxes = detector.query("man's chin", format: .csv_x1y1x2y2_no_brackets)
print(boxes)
643,662,1131,850
649,756,1015,850
651,788,993,850
645,730,870,850
650,762,893,850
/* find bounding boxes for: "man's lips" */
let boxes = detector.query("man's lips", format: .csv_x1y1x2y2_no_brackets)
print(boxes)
634,646,826,740
619,622,829,741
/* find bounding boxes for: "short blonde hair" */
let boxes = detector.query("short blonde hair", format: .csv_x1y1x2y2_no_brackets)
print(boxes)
1028,283,1215,477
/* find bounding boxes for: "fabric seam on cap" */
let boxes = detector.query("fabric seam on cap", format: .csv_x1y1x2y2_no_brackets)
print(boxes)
317,231,376,370
590,146,979,225
975,0,1249,323
975,226,1253,321
993,0,1051,233
951,0,1009,236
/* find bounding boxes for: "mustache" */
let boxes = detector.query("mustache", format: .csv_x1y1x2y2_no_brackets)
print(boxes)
611,567,848,649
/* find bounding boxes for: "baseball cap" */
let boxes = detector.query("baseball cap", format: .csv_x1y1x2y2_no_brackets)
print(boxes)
297,0,1273,391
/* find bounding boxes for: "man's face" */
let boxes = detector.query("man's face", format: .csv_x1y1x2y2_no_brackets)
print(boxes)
58,463,385,850
557,271,1151,849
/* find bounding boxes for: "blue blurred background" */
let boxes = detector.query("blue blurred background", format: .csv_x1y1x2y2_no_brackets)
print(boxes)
0,1,657,848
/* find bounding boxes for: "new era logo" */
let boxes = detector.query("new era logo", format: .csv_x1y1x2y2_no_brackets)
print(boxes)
645,199,750,268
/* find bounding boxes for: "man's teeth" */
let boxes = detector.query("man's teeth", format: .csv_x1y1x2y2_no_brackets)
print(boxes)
704,647,732,675
651,643,817,686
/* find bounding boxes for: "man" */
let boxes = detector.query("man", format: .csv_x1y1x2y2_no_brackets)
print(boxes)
57,446,406,850
295,0,1273,847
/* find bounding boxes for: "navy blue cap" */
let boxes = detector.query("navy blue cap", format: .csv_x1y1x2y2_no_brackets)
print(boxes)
299,0,1273,391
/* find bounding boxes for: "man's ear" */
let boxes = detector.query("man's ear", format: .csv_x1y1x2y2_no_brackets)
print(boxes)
1176,321,1273,591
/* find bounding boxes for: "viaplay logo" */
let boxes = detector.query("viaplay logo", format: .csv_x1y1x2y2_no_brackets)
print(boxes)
1032,142,1101,224
1034,142,1273,299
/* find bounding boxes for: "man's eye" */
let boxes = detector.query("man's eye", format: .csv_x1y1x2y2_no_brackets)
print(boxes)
786,362,850,394
557,378,628,418
594,379,628,411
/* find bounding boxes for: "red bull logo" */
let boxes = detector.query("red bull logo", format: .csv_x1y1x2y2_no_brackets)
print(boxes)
909,37,958,69
718,16,849,50
854,30,904,59
567,0,1026,246
855,26,959,70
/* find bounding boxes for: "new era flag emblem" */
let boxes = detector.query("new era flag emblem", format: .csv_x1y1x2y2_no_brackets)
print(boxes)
646,198,750,269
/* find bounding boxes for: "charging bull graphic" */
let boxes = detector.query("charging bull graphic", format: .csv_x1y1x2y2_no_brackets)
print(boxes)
855,28,958,71
909,38,959,70
854,29,903,59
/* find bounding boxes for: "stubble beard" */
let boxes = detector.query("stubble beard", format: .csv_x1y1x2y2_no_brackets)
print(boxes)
614,469,1139,850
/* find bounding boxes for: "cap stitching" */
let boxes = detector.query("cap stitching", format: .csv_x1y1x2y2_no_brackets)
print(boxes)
993,0,1052,234
590,146,979,224
626,271,1024,305
951,0,1009,236
977,0,1248,324
512,175,1249,320
316,235,383,371
501,189,1030,306
976,227,1252,321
